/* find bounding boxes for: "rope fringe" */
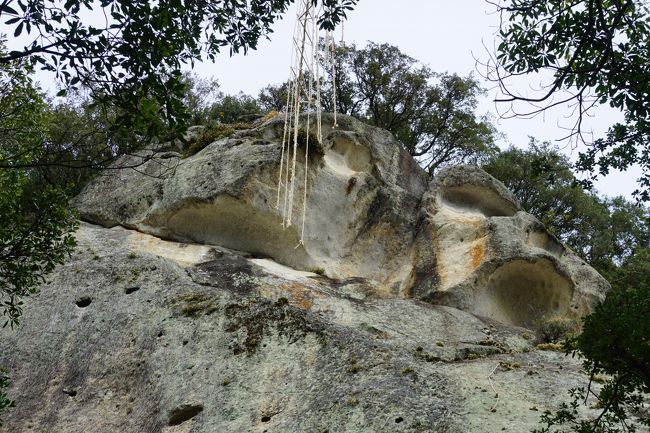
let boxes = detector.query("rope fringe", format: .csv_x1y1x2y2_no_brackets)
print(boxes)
275,0,345,246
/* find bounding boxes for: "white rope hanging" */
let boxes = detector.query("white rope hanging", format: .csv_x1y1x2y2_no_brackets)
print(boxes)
326,29,338,127
275,0,344,247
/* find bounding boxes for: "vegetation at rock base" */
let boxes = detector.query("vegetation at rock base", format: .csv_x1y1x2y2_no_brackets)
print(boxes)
532,247,650,432
0,368,14,426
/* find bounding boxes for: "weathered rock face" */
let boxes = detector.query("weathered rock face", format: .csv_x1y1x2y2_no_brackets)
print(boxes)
75,114,427,295
0,223,610,433
74,113,608,327
414,165,608,327
0,113,621,432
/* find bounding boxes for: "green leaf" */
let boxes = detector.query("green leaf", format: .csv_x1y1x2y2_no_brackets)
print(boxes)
13,21,23,37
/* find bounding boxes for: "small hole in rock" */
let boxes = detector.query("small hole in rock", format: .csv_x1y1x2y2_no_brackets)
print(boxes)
75,297,92,308
168,404,203,426
63,388,77,397
261,415,272,423
395,417,404,424
157,331,164,338
124,286,140,295
182,340,189,346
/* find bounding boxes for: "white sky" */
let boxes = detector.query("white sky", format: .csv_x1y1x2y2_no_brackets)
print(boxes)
191,0,641,199
9,0,641,198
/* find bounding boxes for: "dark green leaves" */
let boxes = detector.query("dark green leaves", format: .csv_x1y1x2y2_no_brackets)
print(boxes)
0,0,357,145
0,41,78,328
317,42,497,174
535,247,650,432
0,175,78,328
482,140,649,273
0,367,15,426
492,0,650,200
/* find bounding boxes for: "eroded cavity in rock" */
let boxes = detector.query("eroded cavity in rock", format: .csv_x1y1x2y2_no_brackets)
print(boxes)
473,259,574,327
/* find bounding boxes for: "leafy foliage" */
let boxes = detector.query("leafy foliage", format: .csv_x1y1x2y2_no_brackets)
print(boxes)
182,73,262,125
0,44,78,328
578,248,650,390
534,248,650,432
334,43,497,173
258,81,291,112
181,73,222,125
490,0,650,200
181,123,259,158
205,93,262,124
0,0,357,142
262,42,496,173
534,315,579,344
0,367,14,426
0,171,77,327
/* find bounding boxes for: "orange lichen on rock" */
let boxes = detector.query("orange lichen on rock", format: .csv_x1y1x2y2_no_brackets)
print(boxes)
470,240,485,270
279,282,314,310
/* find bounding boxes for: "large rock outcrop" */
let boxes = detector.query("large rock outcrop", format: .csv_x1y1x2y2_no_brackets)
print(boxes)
74,113,608,327
413,165,607,327
75,114,428,295
0,223,613,433
0,113,623,433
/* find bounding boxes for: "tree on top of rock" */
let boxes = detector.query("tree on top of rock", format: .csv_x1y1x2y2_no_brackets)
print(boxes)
260,42,497,175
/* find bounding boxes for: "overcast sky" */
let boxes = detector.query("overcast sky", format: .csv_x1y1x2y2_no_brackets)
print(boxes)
191,0,641,199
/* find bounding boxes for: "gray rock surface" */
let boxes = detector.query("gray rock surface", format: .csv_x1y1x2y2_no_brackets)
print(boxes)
74,114,608,326
0,223,608,433
0,114,620,432
74,114,428,295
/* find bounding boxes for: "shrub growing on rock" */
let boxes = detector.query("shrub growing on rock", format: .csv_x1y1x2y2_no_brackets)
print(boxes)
534,315,579,344
0,368,15,426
